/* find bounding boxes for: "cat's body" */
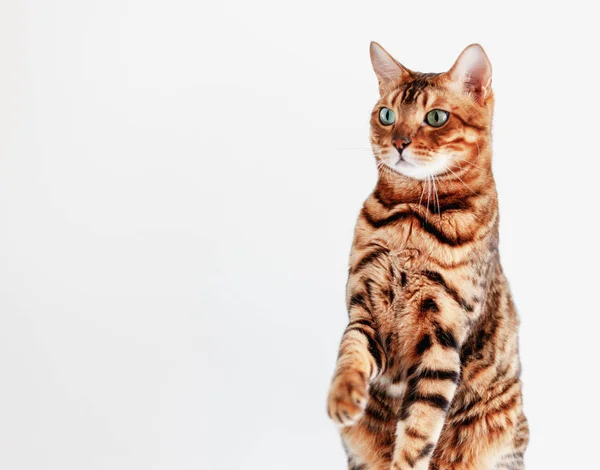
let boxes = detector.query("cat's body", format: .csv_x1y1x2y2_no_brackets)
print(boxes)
327,44,528,470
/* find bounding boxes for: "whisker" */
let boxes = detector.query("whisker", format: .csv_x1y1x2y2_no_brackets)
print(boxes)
460,141,488,171
464,160,487,171
432,175,441,219
425,176,431,222
418,178,426,207
446,166,477,195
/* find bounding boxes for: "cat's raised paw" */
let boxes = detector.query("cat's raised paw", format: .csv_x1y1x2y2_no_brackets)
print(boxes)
327,370,368,427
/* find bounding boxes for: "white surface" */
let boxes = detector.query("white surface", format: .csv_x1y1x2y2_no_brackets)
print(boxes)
1,1,598,469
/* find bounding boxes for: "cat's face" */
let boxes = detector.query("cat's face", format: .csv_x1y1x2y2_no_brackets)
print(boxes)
369,43,493,181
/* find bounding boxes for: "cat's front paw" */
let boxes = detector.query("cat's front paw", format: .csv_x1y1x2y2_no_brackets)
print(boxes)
327,370,369,426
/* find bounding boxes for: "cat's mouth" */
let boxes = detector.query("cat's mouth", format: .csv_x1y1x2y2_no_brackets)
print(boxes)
380,148,452,180
396,154,409,164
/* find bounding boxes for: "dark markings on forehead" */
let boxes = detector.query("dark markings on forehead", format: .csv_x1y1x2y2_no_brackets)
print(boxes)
398,72,441,105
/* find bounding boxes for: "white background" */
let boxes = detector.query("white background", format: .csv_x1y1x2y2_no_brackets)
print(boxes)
1,1,599,469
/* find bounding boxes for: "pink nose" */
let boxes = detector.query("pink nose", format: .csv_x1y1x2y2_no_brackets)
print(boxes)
392,137,411,150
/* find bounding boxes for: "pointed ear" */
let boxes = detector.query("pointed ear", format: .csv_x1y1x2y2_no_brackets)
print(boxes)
370,42,411,94
447,44,492,103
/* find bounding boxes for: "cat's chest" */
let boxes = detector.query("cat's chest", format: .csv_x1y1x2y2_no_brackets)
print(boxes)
366,244,487,323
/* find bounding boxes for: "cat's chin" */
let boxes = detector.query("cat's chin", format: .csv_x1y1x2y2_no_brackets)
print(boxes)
380,150,452,181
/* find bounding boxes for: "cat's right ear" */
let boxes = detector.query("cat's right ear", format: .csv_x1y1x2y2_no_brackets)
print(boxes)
370,42,411,95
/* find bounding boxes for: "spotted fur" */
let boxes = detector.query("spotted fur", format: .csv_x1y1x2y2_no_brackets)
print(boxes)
327,43,528,470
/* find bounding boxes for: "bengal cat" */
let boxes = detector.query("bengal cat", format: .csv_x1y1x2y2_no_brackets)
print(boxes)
326,43,529,470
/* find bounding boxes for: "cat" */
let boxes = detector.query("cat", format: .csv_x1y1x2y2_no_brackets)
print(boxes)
326,43,529,470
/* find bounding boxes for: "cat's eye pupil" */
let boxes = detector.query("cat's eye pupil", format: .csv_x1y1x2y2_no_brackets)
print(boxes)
426,109,449,127
379,107,395,126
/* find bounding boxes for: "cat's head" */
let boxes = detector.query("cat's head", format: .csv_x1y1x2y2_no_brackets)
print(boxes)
369,43,493,181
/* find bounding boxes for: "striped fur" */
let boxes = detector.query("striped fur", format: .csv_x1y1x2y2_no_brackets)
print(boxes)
327,44,528,470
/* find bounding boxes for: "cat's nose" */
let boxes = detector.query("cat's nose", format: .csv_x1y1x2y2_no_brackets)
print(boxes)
392,137,412,154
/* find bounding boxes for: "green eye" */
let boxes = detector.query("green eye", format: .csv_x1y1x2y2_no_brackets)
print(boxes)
379,107,395,126
425,109,449,127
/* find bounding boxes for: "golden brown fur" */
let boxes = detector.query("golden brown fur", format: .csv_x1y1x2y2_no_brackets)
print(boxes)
327,43,528,470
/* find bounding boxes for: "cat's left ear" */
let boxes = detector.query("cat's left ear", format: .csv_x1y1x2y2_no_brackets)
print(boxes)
370,42,412,95
446,44,492,104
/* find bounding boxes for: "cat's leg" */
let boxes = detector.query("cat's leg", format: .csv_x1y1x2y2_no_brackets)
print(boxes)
431,382,527,469
327,294,386,426
492,450,525,470
443,412,526,469
346,455,368,470
390,322,462,470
